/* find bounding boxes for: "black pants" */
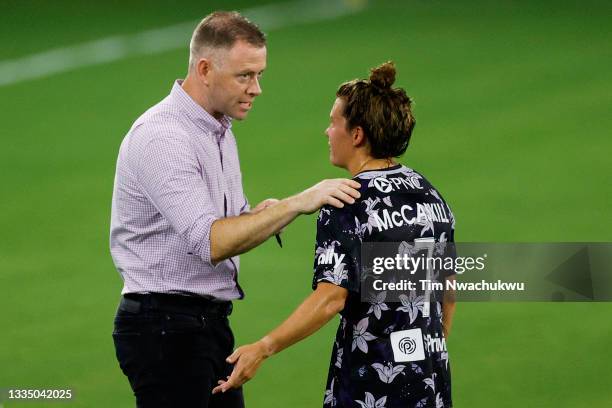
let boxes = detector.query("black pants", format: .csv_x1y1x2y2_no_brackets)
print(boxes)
112,294,244,408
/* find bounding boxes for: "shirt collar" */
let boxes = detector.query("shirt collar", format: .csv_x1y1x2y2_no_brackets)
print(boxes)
170,79,232,138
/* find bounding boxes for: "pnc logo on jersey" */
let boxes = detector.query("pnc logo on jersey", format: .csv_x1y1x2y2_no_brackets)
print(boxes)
372,175,423,193
317,248,345,268
398,336,417,354
390,328,425,362
373,177,393,193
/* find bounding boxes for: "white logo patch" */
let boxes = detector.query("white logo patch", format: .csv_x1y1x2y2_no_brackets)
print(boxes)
390,328,426,363
373,177,393,193
372,175,423,193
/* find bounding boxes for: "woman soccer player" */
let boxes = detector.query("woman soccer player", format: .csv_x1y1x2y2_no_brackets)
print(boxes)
213,62,456,408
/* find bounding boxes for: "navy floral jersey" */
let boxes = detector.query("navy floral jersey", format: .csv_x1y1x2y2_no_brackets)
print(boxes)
312,165,456,408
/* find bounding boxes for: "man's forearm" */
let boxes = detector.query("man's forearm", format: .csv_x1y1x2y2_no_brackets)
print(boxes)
210,196,300,264
209,178,361,264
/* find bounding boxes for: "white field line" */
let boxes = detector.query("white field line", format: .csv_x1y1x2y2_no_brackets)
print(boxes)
0,0,368,88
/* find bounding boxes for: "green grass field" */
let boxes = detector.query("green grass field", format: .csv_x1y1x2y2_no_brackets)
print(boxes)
1,1,611,406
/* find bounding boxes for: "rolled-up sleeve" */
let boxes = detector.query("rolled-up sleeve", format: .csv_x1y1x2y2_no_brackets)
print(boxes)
131,120,218,264
239,197,250,214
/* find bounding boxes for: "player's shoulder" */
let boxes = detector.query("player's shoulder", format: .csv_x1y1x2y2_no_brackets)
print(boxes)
317,203,352,227
318,165,428,221
317,165,447,227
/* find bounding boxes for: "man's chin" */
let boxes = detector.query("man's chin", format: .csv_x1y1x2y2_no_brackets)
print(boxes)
232,110,249,121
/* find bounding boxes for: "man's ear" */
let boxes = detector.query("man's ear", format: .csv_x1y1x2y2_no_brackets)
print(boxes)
352,126,367,147
196,58,213,85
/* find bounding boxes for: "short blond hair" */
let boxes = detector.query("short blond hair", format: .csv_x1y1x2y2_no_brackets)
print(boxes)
189,11,266,70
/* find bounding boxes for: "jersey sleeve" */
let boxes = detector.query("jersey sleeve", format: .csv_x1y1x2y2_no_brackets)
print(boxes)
312,206,361,293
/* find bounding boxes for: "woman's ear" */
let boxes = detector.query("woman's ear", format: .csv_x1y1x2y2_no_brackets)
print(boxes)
352,126,366,147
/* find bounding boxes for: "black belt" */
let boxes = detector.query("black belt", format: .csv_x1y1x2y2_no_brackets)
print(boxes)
120,293,233,318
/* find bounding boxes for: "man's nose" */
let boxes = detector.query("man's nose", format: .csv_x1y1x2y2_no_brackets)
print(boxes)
248,77,262,96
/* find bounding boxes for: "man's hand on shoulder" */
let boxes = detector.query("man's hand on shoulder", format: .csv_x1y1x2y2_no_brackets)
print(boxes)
292,179,361,215
209,180,360,264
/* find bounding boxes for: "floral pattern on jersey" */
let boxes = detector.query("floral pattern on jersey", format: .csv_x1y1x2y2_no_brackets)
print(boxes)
424,373,437,392
335,347,343,368
322,262,348,286
352,317,377,353
367,291,390,319
323,377,336,406
314,166,454,408
355,392,388,408
397,291,425,324
363,197,382,236
371,362,406,383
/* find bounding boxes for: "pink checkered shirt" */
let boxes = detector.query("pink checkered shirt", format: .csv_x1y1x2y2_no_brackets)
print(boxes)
110,80,249,301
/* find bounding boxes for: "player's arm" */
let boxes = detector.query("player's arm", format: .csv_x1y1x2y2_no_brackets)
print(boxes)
212,282,348,394
210,180,360,264
442,275,456,339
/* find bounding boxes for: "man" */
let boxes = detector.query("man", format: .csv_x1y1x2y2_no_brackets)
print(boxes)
213,62,456,407
109,12,360,408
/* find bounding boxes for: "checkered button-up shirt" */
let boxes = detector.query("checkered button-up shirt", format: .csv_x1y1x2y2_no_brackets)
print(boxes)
110,80,249,301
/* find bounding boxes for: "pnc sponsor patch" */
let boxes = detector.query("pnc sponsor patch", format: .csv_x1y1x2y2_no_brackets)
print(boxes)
372,175,423,193
390,328,426,362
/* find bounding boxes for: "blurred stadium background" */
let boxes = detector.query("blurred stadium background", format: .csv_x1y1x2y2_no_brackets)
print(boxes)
1,0,611,406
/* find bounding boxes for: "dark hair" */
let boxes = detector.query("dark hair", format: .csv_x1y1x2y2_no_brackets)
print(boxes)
336,61,415,158
189,11,266,66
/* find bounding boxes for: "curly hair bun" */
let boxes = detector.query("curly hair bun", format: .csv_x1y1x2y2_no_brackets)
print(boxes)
369,61,396,89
